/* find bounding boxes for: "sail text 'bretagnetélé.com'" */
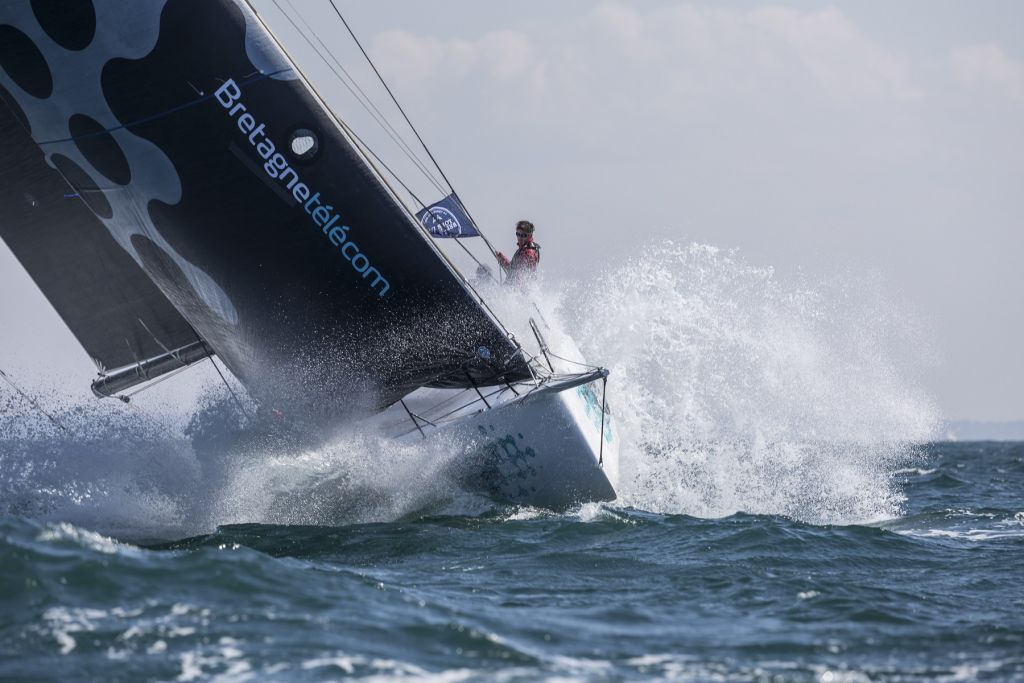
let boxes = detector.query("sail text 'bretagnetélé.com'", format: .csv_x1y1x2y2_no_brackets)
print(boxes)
215,78,390,298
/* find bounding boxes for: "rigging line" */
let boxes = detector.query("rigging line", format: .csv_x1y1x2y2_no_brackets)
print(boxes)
429,386,509,424
399,399,427,439
106,384,173,434
208,356,249,419
328,1,454,192
240,0,430,222
450,194,502,271
410,385,476,415
333,107,501,291
123,362,194,397
335,114,508,324
179,322,247,418
463,370,491,409
247,0,519,346
326,2,505,265
332,115,426,207
598,375,607,467
452,235,497,280
272,0,447,195
137,318,189,368
0,368,68,432
282,0,447,194
543,348,602,372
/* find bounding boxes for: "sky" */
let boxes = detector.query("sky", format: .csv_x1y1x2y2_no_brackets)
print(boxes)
1,1,1022,422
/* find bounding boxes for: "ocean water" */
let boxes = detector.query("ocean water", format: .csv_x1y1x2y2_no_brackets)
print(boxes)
2,244,1021,681
1,442,1022,681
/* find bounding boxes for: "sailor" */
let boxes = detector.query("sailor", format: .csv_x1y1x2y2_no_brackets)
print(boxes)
495,220,540,286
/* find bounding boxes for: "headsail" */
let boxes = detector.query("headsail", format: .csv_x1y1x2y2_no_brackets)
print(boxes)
0,0,530,416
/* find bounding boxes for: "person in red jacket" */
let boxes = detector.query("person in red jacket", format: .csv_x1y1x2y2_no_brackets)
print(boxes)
496,220,540,286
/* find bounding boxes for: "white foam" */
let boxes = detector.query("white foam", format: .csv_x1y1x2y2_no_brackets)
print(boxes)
1,241,938,534
554,242,937,524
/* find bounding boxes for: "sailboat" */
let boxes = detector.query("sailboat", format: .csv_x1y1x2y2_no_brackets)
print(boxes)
0,0,618,508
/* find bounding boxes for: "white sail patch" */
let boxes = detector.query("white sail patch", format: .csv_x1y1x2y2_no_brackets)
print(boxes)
215,78,390,299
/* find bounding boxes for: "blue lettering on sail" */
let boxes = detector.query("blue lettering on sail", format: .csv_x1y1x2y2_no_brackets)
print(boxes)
215,78,390,298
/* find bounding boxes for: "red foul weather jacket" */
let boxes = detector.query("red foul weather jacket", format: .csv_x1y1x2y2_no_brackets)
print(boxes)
497,241,540,285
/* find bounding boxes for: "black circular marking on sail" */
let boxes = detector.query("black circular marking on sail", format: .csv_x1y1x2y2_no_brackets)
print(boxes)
69,114,131,185
50,153,113,218
288,127,320,163
0,82,30,132
30,0,97,51
0,25,54,99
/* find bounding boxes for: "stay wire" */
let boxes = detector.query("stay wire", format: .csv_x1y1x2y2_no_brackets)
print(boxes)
277,0,499,285
274,0,447,196
543,348,602,372
285,29,508,318
283,0,448,195
271,1,434,211
208,356,250,419
328,0,453,192
254,0,519,345
598,375,607,467
331,114,497,281
326,0,505,267
0,367,68,432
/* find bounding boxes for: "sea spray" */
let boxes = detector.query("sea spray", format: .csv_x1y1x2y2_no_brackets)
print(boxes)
0,241,939,536
200,420,471,529
0,375,481,540
0,395,197,539
549,241,939,523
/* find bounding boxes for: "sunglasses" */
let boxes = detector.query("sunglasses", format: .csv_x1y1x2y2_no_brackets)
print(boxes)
516,232,529,238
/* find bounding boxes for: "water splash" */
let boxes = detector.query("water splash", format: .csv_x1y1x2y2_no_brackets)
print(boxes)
0,386,473,540
559,242,939,523
0,241,938,535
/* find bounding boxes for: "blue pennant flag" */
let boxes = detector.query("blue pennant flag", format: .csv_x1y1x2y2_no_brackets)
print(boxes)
416,194,480,238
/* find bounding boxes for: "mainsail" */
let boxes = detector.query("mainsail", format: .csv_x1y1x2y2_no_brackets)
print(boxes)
0,89,205,375
0,0,531,417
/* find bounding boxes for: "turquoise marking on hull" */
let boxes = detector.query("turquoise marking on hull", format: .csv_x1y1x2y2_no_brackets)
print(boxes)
576,384,613,443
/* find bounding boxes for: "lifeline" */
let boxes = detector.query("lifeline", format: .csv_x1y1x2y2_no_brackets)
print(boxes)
215,78,390,298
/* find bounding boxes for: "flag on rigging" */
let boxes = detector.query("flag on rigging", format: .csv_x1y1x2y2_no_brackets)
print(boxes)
416,194,480,238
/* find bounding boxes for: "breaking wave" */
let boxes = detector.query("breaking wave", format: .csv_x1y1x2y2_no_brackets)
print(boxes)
0,241,938,538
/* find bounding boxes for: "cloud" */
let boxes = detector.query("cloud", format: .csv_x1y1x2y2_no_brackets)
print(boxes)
744,6,918,102
371,2,919,118
372,28,547,100
951,43,1024,101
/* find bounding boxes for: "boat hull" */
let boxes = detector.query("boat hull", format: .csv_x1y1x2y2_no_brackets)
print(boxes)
397,378,619,509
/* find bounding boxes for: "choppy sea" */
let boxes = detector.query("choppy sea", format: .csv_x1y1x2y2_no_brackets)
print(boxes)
2,245,1021,680
0,442,1021,682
